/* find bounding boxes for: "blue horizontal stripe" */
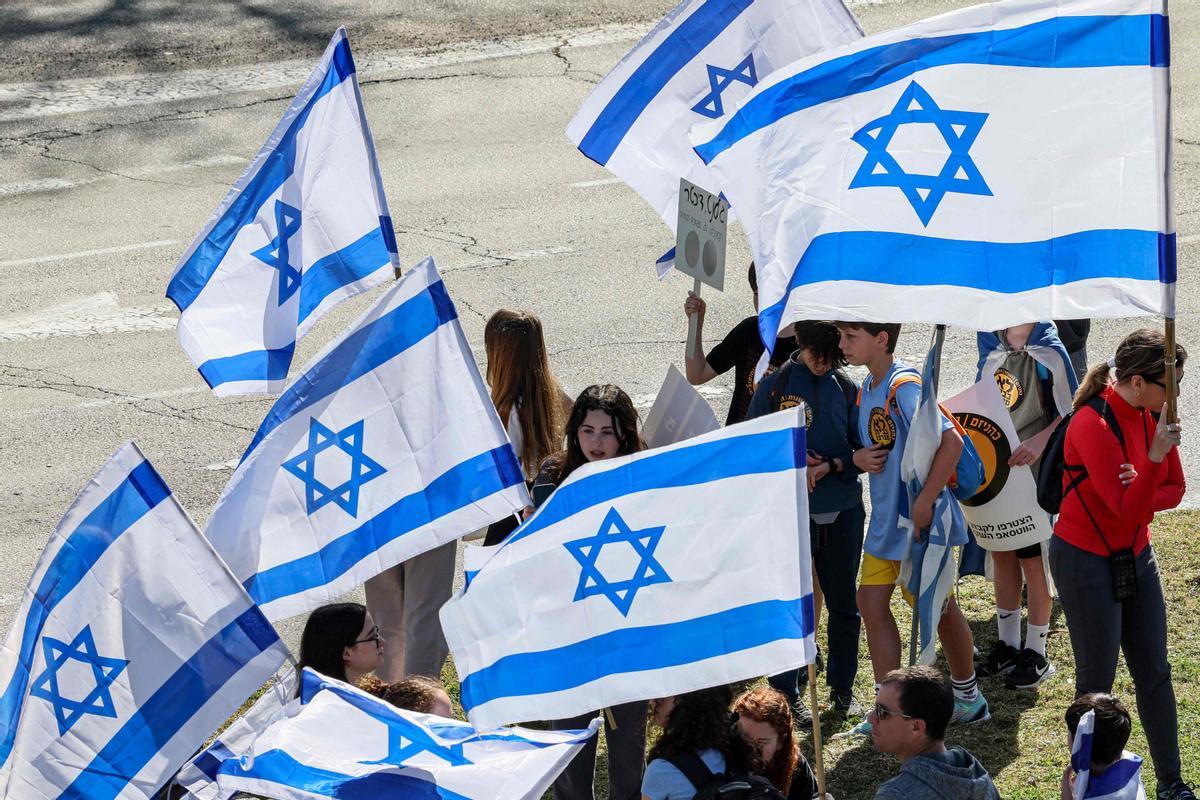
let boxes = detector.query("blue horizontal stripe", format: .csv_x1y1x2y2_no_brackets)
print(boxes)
577,0,753,166
757,229,1174,350
166,35,356,312
61,607,281,799
198,343,296,390
241,279,458,461
193,742,235,782
220,750,459,800
297,227,391,327
245,445,524,607
1088,754,1143,795
503,425,806,550
461,595,815,711
0,459,170,769
696,14,1168,163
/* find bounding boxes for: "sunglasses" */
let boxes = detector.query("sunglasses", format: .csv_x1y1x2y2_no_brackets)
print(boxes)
873,701,912,721
354,625,383,646
1148,373,1185,390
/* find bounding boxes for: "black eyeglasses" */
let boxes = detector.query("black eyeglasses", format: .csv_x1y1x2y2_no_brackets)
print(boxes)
873,702,912,721
1148,373,1185,391
354,625,382,645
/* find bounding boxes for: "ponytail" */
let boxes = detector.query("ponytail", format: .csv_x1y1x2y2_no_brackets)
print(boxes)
1072,362,1113,410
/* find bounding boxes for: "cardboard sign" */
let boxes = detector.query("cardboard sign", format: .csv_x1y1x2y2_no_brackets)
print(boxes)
674,178,728,291
642,364,721,449
943,377,1052,551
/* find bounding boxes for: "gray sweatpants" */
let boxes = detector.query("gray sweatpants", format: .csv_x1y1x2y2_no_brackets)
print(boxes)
364,541,457,681
1049,537,1181,786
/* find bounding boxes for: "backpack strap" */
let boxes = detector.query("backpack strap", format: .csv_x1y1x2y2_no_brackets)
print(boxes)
831,369,857,410
664,751,718,793
1062,396,1131,553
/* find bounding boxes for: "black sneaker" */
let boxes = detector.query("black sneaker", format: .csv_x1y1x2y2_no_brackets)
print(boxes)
829,690,862,717
1158,780,1198,800
1005,648,1056,689
976,641,1020,678
791,697,813,729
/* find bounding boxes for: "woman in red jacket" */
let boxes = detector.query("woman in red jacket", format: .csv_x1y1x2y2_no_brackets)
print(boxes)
1049,328,1191,800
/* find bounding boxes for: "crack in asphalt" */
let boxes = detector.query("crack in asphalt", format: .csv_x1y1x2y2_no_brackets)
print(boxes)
551,338,681,356
396,218,519,275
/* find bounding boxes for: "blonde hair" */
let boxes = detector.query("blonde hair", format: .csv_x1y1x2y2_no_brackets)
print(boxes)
1073,328,1187,410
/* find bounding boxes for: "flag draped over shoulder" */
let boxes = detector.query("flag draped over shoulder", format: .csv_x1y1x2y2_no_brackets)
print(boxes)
977,322,1080,418
899,345,966,666
0,443,289,800
205,256,529,621
691,0,1174,354
167,27,398,397
566,0,861,237
1071,710,1148,800
442,410,815,729
209,669,599,800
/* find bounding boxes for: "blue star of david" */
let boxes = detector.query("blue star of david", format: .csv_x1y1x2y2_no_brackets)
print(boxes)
282,418,387,517
361,717,472,768
849,81,992,226
29,626,129,736
252,200,303,305
692,53,758,119
564,507,671,616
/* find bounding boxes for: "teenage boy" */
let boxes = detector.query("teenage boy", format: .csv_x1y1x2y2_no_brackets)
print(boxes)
683,262,798,425
836,322,988,737
871,666,1000,800
747,320,866,724
1061,694,1149,800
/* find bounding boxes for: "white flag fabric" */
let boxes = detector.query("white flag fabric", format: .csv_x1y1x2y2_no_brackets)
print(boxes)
205,256,529,621
898,345,966,666
566,0,861,234
173,672,296,800
210,668,599,800
0,443,289,799
1071,710,1148,800
167,27,398,397
692,0,1174,355
442,410,814,729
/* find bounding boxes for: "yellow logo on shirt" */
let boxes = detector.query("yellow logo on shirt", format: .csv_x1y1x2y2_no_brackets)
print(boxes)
868,407,897,449
994,368,1024,410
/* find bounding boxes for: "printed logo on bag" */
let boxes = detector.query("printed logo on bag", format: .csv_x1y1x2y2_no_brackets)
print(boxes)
952,412,1011,506
868,407,897,449
994,368,1024,410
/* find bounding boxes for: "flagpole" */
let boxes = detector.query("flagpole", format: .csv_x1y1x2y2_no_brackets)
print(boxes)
1162,0,1178,424
909,325,947,666
806,663,827,796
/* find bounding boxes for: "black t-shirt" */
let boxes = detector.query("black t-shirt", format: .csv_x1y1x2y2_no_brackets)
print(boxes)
706,316,798,425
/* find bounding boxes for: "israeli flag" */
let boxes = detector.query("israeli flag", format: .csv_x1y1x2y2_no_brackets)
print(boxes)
167,27,399,397
899,344,967,666
442,409,815,729
204,257,529,621
565,0,861,258
210,668,599,800
692,0,1174,355
0,443,289,799
977,322,1080,418
1071,710,1148,800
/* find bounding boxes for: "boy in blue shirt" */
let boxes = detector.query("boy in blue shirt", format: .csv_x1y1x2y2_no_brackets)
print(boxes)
837,321,989,737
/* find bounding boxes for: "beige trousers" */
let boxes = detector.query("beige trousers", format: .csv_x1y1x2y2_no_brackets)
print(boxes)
363,541,457,681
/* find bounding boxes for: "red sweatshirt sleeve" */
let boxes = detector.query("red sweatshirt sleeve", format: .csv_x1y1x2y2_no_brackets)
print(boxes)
1152,446,1185,513
1072,409,1165,527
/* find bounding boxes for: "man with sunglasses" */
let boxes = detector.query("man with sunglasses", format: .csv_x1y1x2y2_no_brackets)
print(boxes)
871,666,1000,800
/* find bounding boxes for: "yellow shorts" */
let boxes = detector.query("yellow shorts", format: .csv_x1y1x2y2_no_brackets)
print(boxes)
860,552,915,606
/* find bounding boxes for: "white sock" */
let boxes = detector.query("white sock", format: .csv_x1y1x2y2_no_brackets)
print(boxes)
952,674,979,703
997,606,1021,649
1026,622,1050,657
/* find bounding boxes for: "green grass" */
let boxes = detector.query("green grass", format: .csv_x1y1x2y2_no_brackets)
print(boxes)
439,509,1200,799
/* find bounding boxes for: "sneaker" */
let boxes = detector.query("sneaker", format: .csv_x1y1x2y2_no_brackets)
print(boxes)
829,690,862,717
976,641,1020,678
1005,648,1056,689
1158,781,1198,800
791,697,813,729
950,694,991,725
834,715,873,739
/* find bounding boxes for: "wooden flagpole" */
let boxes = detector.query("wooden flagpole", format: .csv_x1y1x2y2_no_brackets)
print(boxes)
807,662,827,798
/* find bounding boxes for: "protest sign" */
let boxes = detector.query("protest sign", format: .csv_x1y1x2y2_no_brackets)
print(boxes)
641,364,721,448
943,378,1051,552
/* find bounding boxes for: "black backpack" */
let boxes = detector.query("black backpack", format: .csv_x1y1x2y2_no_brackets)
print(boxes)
665,752,787,800
1036,396,1125,514
767,357,857,414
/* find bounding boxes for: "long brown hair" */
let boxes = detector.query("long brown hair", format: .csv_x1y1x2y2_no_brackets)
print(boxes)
551,384,644,482
485,309,566,477
1073,328,1187,410
732,686,798,794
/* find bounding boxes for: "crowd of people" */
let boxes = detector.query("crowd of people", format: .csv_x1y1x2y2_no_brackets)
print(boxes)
287,264,1193,799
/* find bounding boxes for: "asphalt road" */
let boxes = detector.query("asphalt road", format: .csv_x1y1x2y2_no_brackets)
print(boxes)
1,0,1197,652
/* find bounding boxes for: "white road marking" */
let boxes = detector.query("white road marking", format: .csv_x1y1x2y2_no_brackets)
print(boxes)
570,177,622,189
0,154,247,197
0,239,179,269
203,458,241,471
2,386,210,420
0,291,176,342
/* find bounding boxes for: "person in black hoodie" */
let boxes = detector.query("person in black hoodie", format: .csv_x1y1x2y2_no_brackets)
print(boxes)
746,320,865,723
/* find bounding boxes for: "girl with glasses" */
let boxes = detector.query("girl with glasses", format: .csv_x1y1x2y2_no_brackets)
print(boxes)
296,602,384,691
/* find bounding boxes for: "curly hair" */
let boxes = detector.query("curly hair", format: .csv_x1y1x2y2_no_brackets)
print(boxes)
382,675,446,714
648,686,759,776
732,686,798,795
